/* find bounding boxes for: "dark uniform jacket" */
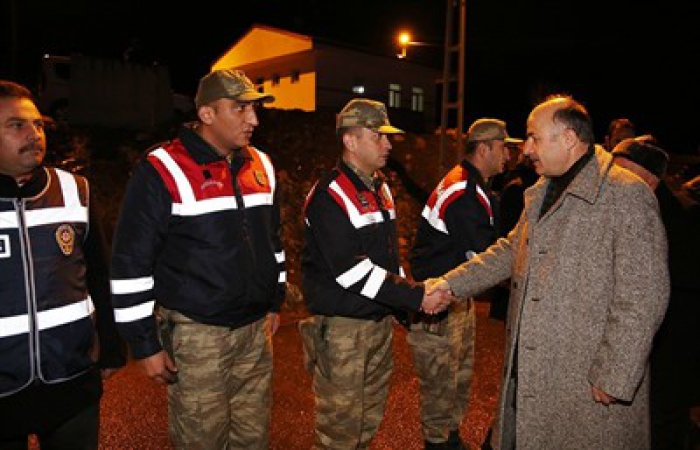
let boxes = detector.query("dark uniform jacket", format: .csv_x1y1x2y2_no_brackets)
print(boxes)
0,166,124,435
111,126,286,359
410,159,499,281
302,161,424,322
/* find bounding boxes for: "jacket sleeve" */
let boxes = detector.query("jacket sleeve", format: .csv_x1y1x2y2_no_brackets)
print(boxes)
443,219,517,299
84,191,127,369
110,162,171,359
305,188,423,312
270,173,286,312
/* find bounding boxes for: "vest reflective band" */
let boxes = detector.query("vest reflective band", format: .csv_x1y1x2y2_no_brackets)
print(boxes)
422,180,467,234
326,174,396,230
335,258,388,300
276,251,286,282
0,297,94,338
421,165,493,233
113,300,156,323
0,170,87,229
149,146,275,217
475,184,494,225
111,276,155,295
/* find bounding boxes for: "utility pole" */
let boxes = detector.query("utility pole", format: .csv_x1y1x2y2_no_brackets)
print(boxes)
9,0,19,78
438,0,466,173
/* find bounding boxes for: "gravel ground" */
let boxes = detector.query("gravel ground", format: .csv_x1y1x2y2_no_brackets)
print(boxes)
86,300,505,449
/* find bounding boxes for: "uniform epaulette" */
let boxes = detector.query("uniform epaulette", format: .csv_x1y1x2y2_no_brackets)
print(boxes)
143,140,171,160
316,167,339,191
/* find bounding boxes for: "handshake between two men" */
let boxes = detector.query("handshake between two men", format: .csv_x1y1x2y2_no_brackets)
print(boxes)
419,277,456,315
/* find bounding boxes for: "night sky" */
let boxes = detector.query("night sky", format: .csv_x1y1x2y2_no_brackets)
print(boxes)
3,0,698,153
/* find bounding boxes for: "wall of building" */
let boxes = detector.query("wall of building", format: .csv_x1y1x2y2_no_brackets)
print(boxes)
314,43,440,132
40,55,175,128
229,50,317,111
211,26,440,132
212,26,312,71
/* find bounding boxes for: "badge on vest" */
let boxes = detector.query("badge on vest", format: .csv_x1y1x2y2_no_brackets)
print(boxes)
357,193,370,209
55,224,75,256
253,170,267,187
0,235,10,258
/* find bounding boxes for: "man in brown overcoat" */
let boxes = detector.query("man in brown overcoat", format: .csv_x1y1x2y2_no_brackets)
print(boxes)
431,95,669,449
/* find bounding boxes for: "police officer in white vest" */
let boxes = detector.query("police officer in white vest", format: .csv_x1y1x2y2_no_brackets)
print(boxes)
0,80,125,449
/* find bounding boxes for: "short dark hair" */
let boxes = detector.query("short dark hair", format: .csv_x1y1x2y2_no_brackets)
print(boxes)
0,80,34,101
544,94,595,145
607,118,635,137
464,140,480,156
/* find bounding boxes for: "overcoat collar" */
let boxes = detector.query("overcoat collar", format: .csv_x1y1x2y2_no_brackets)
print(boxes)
525,145,614,215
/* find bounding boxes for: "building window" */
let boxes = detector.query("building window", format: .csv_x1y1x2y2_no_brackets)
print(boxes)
411,87,424,112
272,74,280,86
291,70,300,83
352,85,365,94
255,77,264,93
388,84,401,108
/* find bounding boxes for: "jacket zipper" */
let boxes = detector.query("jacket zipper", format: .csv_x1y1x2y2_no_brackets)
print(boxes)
16,198,39,380
229,159,256,267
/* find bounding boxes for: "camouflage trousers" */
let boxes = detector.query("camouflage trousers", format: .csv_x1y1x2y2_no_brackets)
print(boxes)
407,299,476,443
160,309,273,450
312,315,393,450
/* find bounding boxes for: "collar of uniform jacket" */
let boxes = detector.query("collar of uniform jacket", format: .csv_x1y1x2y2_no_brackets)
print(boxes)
460,158,488,190
338,159,386,194
0,166,48,199
178,124,252,165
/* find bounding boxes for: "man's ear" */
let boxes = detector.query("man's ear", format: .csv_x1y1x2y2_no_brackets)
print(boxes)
198,105,214,125
477,141,490,158
563,127,578,149
342,132,357,153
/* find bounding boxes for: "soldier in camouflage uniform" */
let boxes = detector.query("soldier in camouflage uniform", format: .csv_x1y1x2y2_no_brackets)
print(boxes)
110,69,286,449
301,98,452,449
409,119,519,449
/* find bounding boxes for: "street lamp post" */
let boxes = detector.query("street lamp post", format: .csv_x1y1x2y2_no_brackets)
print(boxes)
396,0,466,175
439,0,466,173
396,31,438,59
397,32,411,59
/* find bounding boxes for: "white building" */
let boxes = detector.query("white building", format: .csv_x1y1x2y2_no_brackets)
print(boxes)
212,24,441,133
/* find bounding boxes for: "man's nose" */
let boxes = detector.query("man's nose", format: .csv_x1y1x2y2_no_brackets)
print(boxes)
247,110,259,126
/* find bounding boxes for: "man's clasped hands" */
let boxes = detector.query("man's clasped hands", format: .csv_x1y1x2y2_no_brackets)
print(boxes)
419,277,456,315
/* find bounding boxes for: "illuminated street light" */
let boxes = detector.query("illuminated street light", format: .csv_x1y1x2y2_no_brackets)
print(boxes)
397,31,411,58
396,0,465,173
396,30,437,59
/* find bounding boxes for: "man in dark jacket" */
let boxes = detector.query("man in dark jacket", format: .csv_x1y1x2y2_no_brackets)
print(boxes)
612,136,700,450
409,118,519,449
0,80,125,449
110,69,286,449
302,98,451,449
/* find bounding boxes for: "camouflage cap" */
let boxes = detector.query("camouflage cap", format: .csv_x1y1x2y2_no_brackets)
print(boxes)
467,118,522,144
195,68,274,108
336,98,404,134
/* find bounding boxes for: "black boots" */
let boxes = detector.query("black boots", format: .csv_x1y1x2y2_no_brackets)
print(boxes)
480,427,494,450
447,430,468,450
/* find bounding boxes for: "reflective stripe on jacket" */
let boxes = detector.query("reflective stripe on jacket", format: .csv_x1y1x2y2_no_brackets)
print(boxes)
0,168,94,397
302,162,423,321
111,129,285,359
